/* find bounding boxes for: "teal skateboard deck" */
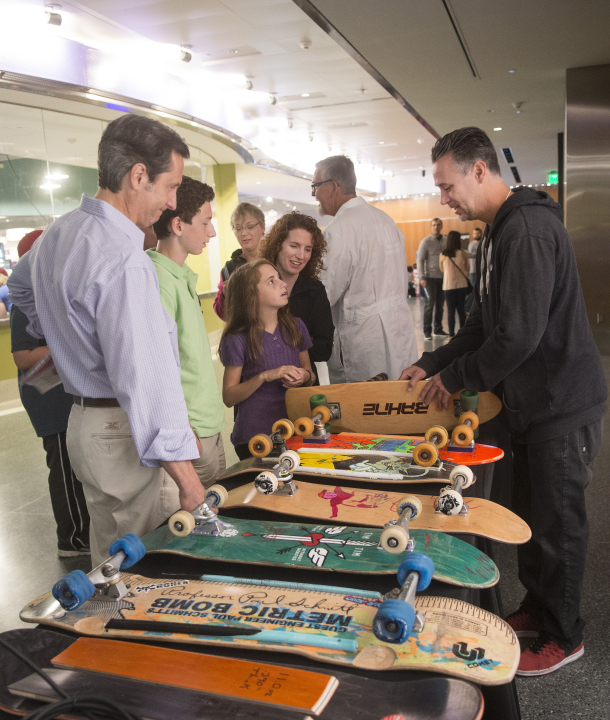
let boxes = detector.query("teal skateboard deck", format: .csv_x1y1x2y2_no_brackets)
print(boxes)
142,516,499,588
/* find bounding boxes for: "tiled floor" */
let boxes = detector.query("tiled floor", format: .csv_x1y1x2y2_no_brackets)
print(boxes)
1,297,608,718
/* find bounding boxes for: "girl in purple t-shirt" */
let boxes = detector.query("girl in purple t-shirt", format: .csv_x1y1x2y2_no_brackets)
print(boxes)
219,259,315,459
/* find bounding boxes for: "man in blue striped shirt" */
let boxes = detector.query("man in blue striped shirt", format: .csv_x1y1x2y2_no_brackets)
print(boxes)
8,114,207,566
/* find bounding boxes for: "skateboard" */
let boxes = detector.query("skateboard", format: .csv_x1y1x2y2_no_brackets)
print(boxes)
20,574,519,686
143,515,499,588
285,381,502,436
0,632,485,720
221,481,531,545
287,433,503,466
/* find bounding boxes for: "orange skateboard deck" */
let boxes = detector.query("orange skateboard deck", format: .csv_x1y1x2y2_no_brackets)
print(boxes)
223,481,531,545
286,381,502,435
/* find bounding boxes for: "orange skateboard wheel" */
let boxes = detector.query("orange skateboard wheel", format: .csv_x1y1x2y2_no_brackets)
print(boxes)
272,418,295,439
412,442,439,467
452,425,474,447
295,416,315,437
425,425,449,449
312,405,332,424
249,433,273,457
458,411,479,431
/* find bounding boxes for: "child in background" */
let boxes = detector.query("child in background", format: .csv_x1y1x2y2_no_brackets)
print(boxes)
220,259,315,460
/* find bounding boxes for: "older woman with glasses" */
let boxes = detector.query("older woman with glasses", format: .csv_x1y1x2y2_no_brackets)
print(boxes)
213,202,266,319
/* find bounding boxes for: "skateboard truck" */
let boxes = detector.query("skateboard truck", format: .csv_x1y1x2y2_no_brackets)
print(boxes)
379,494,423,554
452,390,480,442
436,465,475,516
294,395,341,444
169,494,231,538
52,533,146,612
254,450,300,496
373,553,434,643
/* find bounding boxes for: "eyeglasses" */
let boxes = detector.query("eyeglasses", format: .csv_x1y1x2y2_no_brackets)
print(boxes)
233,222,261,234
311,179,335,193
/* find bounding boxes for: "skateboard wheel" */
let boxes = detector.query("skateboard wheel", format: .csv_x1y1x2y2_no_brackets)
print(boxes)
272,418,294,439
249,433,273,457
437,489,464,516
294,416,315,437
169,510,196,537
380,525,410,554
451,424,474,446
52,570,95,611
254,470,279,495
312,404,331,424
109,533,146,568
459,410,479,430
205,484,228,508
373,598,416,644
412,442,438,467
397,552,434,590
397,494,423,521
279,449,300,472
425,425,449,449
449,464,474,490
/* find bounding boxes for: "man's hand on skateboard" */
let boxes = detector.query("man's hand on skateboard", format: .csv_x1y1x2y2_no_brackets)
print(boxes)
400,365,427,389
400,366,452,411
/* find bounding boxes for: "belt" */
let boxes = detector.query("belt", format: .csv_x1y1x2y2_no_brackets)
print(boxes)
73,396,120,408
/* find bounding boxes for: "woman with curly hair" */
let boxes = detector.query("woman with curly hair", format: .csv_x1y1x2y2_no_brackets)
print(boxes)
258,212,334,370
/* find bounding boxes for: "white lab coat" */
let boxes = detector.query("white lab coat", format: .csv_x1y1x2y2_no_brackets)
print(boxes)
321,197,418,383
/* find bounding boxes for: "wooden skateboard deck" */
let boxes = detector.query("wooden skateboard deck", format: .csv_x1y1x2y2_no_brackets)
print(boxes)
19,575,519,686
141,515,499,588
0,629,485,719
286,381,502,435
223,482,531,545
287,433,504,466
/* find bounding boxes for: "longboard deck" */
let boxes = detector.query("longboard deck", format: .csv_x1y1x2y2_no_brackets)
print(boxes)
0,629,486,720
19,575,519,686
287,433,504,466
142,515,499,588
286,381,502,435
223,482,531,545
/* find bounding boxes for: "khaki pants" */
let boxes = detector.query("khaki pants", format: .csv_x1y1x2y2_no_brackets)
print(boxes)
67,404,180,567
192,432,226,489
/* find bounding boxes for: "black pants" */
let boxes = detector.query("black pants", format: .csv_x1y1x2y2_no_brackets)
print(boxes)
234,443,252,461
423,277,444,334
42,432,90,551
512,419,602,651
444,287,468,336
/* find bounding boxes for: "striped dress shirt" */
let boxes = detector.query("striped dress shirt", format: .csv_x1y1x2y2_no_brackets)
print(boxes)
8,194,198,468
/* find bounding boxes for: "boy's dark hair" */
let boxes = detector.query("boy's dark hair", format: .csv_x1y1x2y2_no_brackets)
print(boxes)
431,127,501,176
98,114,190,193
153,176,215,240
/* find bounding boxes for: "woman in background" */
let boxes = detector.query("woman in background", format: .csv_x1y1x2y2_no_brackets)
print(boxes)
439,230,470,338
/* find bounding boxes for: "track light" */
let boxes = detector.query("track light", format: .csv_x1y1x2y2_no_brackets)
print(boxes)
287,118,293,129
181,45,192,63
46,4,62,26
245,77,254,91
269,93,277,105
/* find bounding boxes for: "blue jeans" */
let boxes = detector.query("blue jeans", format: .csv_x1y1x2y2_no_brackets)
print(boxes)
444,287,468,336
512,419,603,651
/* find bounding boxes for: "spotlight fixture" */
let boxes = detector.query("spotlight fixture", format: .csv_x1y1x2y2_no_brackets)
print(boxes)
269,93,277,105
245,77,254,91
300,40,312,50
46,4,62,25
180,45,192,63
287,118,293,129
308,134,314,142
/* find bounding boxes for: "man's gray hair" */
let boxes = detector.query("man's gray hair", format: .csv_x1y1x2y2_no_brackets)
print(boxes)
98,114,190,193
315,155,357,195
431,127,501,177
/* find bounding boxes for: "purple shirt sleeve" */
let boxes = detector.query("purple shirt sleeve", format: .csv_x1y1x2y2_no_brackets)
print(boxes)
220,332,248,367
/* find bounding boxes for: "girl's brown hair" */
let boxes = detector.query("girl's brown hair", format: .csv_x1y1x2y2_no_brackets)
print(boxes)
257,212,326,280
221,259,304,366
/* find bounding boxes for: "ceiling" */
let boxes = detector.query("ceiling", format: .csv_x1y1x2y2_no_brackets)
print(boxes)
1,0,609,202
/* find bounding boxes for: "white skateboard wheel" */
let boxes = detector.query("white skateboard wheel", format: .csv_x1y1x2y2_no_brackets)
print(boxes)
380,525,410,554
449,465,474,489
254,470,278,495
437,489,464,516
397,494,423,521
169,510,196,537
205,484,228,508
279,449,300,472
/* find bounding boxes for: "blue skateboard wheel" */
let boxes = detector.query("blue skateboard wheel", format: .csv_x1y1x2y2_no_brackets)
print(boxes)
109,533,146,568
373,598,416,644
397,552,434,590
52,570,95,611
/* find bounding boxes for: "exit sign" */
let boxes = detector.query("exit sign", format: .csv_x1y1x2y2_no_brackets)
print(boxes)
547,172,558,184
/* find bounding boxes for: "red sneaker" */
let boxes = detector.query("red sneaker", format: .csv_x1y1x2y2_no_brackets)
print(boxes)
517,635,584,676
505,608,540,638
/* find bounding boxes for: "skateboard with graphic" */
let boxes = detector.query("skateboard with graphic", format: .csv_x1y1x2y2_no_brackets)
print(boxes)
285,381,501,436
20,574,519,686
221,481,531,545
0,630,485,720
141,515,498,588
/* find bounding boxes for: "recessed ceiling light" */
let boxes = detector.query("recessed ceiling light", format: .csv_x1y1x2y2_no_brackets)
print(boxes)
39,182,61,190
230,49,239,54
256,181,261,185
379,141,384,145
266,197,273,202
509,69,516,73
487,109,495,113
301,93,310,98
493,127,502,131
45,173,68,180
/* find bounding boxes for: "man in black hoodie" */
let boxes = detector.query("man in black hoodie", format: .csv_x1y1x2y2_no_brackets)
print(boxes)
401,127,606,676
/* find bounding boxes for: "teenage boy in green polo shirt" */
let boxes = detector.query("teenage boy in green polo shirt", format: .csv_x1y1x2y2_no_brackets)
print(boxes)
149,176,226,487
